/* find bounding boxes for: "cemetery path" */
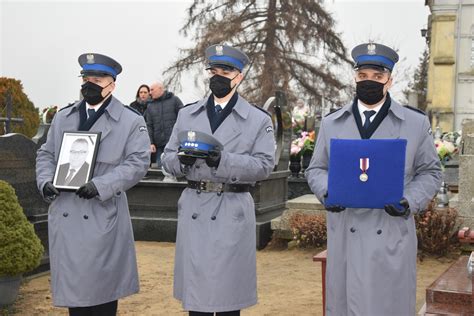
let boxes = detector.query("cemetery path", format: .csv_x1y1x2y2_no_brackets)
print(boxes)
10,241,454,315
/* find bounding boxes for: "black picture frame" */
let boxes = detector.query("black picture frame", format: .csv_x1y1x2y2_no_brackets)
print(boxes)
53,131,101,191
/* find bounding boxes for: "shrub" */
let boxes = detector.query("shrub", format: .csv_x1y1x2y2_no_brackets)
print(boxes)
415,199,460,257
0,180,44,276
0,77,40,138
289,213,327,248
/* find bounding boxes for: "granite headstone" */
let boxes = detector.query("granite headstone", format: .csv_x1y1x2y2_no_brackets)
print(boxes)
0,124,51,273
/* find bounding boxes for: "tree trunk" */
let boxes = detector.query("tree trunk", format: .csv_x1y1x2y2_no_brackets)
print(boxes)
260,0,278,105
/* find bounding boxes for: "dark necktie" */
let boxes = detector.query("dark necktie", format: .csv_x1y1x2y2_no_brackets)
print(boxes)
363,110,376,130
64,169,76,185
87,108,96,119
215,104,222,114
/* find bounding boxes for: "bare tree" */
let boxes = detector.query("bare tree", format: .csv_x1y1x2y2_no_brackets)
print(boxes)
403,47,429,110
164,0,352,106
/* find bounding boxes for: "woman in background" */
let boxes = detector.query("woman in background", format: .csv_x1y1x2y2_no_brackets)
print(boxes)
129,84,150,115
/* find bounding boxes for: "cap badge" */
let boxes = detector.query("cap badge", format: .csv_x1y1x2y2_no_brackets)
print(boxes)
86,54,95,64
187,130,196,142
367,43,376,55
216,45,224,56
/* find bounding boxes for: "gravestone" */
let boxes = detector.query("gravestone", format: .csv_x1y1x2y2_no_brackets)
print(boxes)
424,255,473,314
0,124,51,273
457,120,474,227
287,177,313,200
443,157,458,189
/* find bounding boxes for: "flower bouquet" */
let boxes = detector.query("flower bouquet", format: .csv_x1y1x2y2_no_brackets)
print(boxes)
291,131,316,158
435,131,461,166
41,105,58,124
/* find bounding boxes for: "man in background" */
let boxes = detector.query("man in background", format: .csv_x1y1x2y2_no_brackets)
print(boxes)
145,81,183,168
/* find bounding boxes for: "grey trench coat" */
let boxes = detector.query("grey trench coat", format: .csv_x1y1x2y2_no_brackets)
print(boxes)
305,98,442,316
36,97,150,307
162,95,275,312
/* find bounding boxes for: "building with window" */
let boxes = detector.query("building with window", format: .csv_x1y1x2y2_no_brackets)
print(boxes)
425,0,474,132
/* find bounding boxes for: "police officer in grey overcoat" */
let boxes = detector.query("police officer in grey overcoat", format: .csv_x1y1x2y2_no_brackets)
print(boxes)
305,43,442,316
36,53,150,316
162,44,275,316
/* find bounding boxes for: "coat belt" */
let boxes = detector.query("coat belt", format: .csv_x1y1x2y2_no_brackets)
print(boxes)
187,180,250,193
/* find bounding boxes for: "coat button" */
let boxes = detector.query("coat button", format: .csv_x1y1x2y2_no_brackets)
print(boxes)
232,177,237,182
116,191,121,196
63,212,68,217
83,215,89,220
377,229,382,235
195,165,200,169
350,227,356,233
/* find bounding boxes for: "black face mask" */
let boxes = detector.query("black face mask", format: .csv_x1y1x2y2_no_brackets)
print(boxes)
209,74,238,98
81,81,112,105
356,79,389,105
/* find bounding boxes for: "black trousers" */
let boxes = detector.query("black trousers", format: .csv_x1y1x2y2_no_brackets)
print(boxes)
189,310,240,316
68,300,118,316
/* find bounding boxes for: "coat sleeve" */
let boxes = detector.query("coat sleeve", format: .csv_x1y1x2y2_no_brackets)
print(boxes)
403,117,442,213
175,97,184,113
213,115,275,183
36,115,59,198
92,116,151,201
304,119,329,203
161,110,187,177
145,109,154,144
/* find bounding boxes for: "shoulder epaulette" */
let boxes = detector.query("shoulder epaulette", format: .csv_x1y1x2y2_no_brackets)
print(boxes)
183,101,199,108
124,105,141,116
252,104,271,117
404,105,426,116
58,102,76,112
324,107,342,117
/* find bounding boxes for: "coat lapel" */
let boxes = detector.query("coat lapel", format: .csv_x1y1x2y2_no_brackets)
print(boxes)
371,99,405,139
212,95,249,147
189,100,213,135
371,114,400,139
89,97,123,141
332,103,362,140
336,116,361,139
214,112,242,147
90,116,112,141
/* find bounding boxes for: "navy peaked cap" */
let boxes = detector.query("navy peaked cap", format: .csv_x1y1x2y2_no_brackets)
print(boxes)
178,130,224,158
205,44,249,72
351,43,399,72
78,53,122,79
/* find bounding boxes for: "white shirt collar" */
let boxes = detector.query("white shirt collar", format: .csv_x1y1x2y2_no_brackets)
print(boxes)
357,99,384,124
86,102,103,111
214,98,229,110
86,101,104,118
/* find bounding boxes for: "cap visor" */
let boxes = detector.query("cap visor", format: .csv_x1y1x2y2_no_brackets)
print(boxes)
80,70,114,77
206,63,238,71
177,150,209,158
354,64,390,72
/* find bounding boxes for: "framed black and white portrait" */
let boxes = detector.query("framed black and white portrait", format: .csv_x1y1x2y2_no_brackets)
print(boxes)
53,131,101,191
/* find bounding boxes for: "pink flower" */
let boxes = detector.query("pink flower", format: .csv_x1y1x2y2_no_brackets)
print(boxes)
291,144,301,155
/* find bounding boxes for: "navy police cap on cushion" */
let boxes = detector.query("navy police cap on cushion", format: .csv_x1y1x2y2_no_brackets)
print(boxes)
351,42,399,72
78,53,122,79
178,130,224,158
205,44,250,72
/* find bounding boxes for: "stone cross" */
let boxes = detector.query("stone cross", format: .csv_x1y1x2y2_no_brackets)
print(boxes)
0,92,24,134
